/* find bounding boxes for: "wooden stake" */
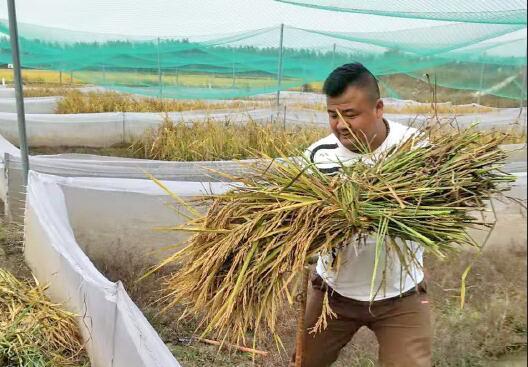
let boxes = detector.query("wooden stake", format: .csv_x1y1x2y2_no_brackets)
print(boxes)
198,337,268,356
295,267,310,367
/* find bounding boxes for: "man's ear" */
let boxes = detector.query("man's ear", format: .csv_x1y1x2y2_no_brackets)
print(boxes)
375,98,384,119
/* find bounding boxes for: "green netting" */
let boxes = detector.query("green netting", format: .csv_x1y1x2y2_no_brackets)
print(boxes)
275,0,527,25
0,19,525,101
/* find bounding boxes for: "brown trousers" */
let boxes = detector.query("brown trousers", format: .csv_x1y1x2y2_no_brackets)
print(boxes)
292,274,432,367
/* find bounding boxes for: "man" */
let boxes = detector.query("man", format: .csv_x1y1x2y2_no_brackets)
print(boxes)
294,63,431,367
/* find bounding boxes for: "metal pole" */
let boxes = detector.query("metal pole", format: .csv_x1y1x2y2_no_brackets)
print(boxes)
59,70,62,85
157,37,162,99
7,0,29,185
477,62,485,105
232,48,236,89
520,65,527,109
276,23,284,109
331,43,336,68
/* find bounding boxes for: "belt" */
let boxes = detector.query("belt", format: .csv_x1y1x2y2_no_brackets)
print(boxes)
312,273,427,304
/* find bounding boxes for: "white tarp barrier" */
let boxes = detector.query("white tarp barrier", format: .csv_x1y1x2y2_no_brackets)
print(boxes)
0,96,60,113
0,87,15,98
25,171,183,367
3,151,257,221
0,86,106,99
61,176,232,264
0,111,127,147
0,134,20,205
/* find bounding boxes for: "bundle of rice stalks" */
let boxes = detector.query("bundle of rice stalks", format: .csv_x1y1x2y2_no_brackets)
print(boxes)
151,125,515,348
0,268,88,367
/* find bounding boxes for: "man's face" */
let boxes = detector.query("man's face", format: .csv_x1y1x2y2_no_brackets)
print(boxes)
327,85,384,153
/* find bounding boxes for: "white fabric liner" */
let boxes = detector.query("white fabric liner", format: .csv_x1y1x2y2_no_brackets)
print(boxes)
25,171,187,367
0,109,276,147
0,96,60,113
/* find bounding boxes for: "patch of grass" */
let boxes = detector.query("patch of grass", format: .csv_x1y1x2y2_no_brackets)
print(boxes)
0,215,89,366
129,117,329,161
29,143,133,158
54,90,267,114
24,87,76,97
384,103,495,115
0,69,83,86
428,245,527,366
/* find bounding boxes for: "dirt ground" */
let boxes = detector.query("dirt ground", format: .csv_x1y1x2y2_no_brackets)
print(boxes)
94,238,527,367
0,209,29,280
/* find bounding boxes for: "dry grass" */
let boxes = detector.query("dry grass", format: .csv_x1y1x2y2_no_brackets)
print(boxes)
428,245,527,366
384,104,495,115
54,90,266,114
24,87,76,97
129,117,328,161
0,69,83,86
94,240,526,367
0,217,89,367
29,144,132,158
0,269,89,367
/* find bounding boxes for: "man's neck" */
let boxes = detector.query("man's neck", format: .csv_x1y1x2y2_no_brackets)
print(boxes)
368,118,389,152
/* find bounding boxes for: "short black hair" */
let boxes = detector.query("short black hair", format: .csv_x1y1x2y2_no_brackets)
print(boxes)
323,62,380,103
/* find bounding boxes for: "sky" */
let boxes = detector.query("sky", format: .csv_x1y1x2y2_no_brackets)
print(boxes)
0,0,445,37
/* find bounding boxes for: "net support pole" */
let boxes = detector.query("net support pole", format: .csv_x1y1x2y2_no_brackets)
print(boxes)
331,43,336,68
477,62,485,105
157,37,162,99
276,23,284,110
7,0,29,185
232,48,236,89
521,64,527,109
521,64,527,134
